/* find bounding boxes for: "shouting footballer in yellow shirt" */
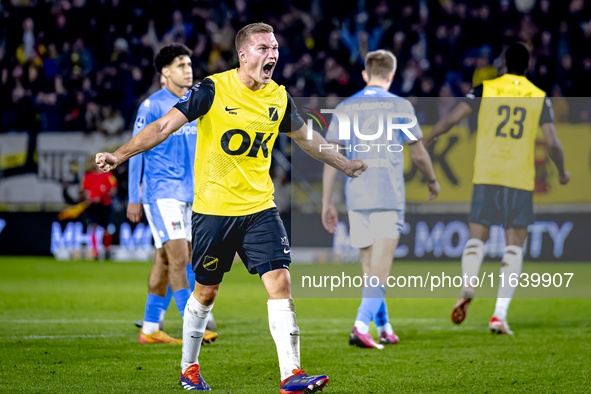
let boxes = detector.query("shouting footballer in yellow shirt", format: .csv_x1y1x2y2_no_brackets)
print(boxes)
96,22,366,393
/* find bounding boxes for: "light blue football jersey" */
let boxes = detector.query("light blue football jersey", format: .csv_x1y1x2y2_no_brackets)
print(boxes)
129,88,197,204
325,86,422,210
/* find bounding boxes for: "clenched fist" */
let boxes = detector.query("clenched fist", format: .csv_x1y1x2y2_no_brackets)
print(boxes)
95,152,119,173
343,158,368,178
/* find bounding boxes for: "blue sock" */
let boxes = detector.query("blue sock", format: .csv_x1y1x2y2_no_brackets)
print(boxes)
144,293,166,324
186,264,195,293
160,286,173,322
355,298,381,327
375,298,389,327
172,288,191,318
354,285,387,333
163,286,173,310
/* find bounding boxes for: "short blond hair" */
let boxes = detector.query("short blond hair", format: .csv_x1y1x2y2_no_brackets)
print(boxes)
235,22,274,52
365,50,397,80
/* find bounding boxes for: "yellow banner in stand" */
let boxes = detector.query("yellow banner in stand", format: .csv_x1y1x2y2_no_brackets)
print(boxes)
404,123,591,203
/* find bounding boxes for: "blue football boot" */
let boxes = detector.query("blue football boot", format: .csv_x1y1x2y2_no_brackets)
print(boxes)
279,368,329,394
180,364,211,391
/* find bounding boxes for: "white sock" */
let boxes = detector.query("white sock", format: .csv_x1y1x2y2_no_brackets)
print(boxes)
494,245,523,320
268,299,300,381
181,294,213,373
461,238,485,288
142,321,159,335
354,320,369,335
377,323,394,336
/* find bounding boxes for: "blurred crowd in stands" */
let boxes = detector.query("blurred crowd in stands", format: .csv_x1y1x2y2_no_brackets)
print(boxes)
1,0,591,133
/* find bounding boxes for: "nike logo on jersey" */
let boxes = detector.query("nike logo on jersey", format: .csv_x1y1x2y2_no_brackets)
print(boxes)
225,106,240,113
284,248,290,254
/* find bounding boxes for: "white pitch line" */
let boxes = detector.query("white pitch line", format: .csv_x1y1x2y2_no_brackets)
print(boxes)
18,334,125,339
297,318,447,324
3,318,447,325
4,319,132,324
164,317,447,325
0,319,448,328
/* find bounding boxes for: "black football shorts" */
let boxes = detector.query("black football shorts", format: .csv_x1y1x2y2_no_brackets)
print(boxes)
469,184,534,229
191,207,291,285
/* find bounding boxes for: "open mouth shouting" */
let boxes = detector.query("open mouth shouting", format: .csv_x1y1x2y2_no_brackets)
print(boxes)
262,61,275,79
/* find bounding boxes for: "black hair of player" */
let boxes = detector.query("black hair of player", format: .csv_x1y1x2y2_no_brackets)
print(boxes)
154,44,193,74
505,43,529,75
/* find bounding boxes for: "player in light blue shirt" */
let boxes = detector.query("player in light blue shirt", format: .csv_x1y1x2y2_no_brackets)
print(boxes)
127,44,216,344
322,50,440,348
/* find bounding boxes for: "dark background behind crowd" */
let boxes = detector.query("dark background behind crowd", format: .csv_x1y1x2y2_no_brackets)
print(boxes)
2,0,591,134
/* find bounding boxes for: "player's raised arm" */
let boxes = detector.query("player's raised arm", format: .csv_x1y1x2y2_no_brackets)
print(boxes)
288,123,367,178
424,84,483,147
96,108,188,173
423,102,472,147
279,91,366,178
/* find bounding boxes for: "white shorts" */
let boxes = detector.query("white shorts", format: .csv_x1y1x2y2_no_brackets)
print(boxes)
348,209,404,249
143,199,192,249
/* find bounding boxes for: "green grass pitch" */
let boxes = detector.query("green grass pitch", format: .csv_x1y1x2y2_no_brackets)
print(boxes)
0,256,590,393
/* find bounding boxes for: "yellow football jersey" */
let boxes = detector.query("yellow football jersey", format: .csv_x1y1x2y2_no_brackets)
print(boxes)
174,69,303,216
465,74,554,191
